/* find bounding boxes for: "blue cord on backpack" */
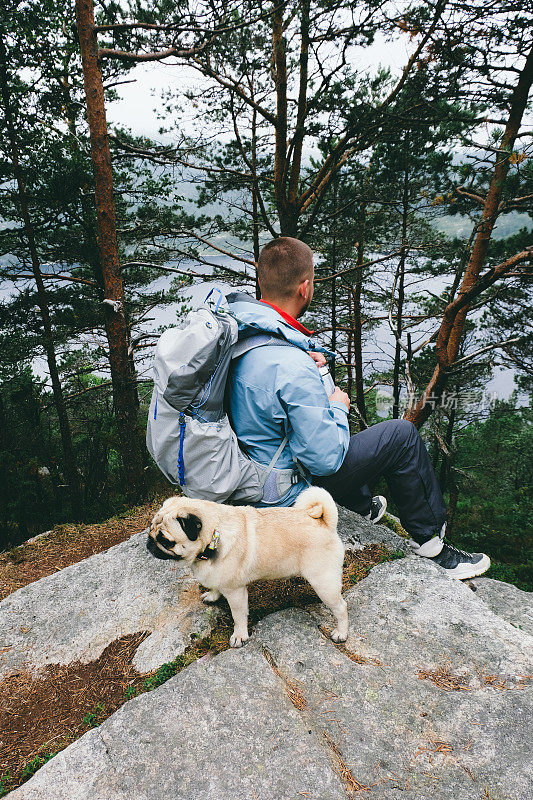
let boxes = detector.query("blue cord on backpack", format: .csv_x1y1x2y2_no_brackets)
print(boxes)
204,287,224,313
178,413,186,485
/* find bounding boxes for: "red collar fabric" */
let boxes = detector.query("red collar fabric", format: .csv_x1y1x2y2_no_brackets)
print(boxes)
259,299,314,336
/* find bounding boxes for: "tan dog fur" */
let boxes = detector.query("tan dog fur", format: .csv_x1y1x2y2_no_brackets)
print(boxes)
149,487,348,648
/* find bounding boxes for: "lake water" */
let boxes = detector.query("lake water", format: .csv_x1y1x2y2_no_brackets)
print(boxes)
1,253,518,402
138,256,518,403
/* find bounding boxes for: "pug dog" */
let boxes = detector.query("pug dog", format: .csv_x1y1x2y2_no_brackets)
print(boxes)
147,486,348,648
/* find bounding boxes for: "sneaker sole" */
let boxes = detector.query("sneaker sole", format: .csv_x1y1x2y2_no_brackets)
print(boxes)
441,554,491,581
371,496,387,525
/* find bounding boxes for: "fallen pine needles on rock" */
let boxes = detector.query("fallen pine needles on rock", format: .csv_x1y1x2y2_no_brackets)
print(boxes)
323,731,374,794
417,664,471,691
0,541,399,794
0,499,165,601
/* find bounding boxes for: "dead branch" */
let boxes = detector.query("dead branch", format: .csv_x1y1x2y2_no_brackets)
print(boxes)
98,40,210,62
314,249,404,282
1,272,96,287
449,336,521,370
121,260,205,278
186,232,255,266
455,186,486,205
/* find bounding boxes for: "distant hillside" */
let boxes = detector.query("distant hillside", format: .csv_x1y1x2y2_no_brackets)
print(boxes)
435,211,532,240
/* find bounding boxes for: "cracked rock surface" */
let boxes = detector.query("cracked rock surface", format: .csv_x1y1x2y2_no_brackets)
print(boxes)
259,559,533,800
8,558,532,800
469,576,533,637
8,647,345,800
0,511,406,680
0,530,223,677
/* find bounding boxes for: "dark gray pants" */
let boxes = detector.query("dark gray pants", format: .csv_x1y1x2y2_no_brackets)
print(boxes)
313,419,447,545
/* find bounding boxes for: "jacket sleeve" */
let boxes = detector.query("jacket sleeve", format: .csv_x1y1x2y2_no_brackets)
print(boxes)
276,351,350,476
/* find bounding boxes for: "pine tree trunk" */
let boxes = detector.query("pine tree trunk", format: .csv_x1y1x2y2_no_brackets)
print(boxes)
272,3,288,233
347,303,353,401
331,174,338,382
352,202,367,425
0,28,83,521
251,107,261,298
75,0,145,495
406,44,533,428
392,164,409,419
439,403,456,490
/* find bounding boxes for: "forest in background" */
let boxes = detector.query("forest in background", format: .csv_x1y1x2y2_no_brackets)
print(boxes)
0,0,531,587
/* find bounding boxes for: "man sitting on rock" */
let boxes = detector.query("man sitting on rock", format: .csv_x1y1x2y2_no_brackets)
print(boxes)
228,236,491,580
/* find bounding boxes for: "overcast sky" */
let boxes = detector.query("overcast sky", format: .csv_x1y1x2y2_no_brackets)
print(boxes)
106,32,409,140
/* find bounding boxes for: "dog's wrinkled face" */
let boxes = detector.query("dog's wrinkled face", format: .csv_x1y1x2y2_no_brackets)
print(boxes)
147,498,204,563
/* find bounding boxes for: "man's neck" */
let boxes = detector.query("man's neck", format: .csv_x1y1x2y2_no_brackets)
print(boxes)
261,296,303,320
260,297,314,336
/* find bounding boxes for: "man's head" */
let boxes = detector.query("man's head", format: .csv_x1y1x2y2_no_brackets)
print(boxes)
257,237,314,317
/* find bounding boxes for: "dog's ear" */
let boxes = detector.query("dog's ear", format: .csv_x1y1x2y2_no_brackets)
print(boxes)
177,514,202,541
161,496,179,511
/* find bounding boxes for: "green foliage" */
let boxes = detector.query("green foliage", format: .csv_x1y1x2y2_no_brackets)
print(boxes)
485,561,531,593
0,365,163,550
20,751,57,780
447,399,532,591
381,513,411,542
0,771,10,798
0,0,192,543
389,549,407,561
82,702,107,728
0,368,57,548
349,546,406,583
377,513,408,539
142,659,184,692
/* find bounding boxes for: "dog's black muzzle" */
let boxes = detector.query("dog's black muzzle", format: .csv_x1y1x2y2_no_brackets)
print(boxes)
146,536,182,560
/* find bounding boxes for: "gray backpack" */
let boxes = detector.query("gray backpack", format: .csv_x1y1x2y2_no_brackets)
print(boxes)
146,291,304,504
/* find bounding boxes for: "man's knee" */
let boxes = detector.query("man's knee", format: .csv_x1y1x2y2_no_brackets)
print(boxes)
386,418,418,445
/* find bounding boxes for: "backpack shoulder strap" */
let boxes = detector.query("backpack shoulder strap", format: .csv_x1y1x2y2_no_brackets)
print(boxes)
230,333,304,486
232,333,298,360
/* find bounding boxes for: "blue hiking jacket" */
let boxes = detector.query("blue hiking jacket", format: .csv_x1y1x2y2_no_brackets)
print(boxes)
226,293,350,506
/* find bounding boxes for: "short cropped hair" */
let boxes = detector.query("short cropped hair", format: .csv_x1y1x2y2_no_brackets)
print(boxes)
257,237,314,300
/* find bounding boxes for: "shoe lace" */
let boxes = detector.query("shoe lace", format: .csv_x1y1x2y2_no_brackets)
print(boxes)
442,542,471,559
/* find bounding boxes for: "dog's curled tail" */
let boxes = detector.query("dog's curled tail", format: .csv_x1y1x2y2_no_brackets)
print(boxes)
294,487,338,529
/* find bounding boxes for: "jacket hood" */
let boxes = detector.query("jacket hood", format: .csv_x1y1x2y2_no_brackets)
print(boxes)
225,292,332,355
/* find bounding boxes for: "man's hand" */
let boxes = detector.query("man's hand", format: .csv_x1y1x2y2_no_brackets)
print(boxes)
308,351,327,367
329,387,350,409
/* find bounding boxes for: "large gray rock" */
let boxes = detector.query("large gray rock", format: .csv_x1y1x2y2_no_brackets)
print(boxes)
257,559,533,800
0,511,403,679
9,558,532,800
0,530,223,676
469,576,533,637
337,505,412,553
8,647,345,800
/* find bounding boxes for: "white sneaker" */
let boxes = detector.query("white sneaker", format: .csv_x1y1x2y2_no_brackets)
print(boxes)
364,496,387,524
411,525,490,580
428,542,491,580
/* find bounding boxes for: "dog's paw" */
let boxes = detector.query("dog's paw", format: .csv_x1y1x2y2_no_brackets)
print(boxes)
230,632,249,648
201,589,221,604
330,629,348,643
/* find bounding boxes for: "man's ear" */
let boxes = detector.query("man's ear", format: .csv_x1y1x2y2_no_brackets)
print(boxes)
177,514,202,541
299,278,310,299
